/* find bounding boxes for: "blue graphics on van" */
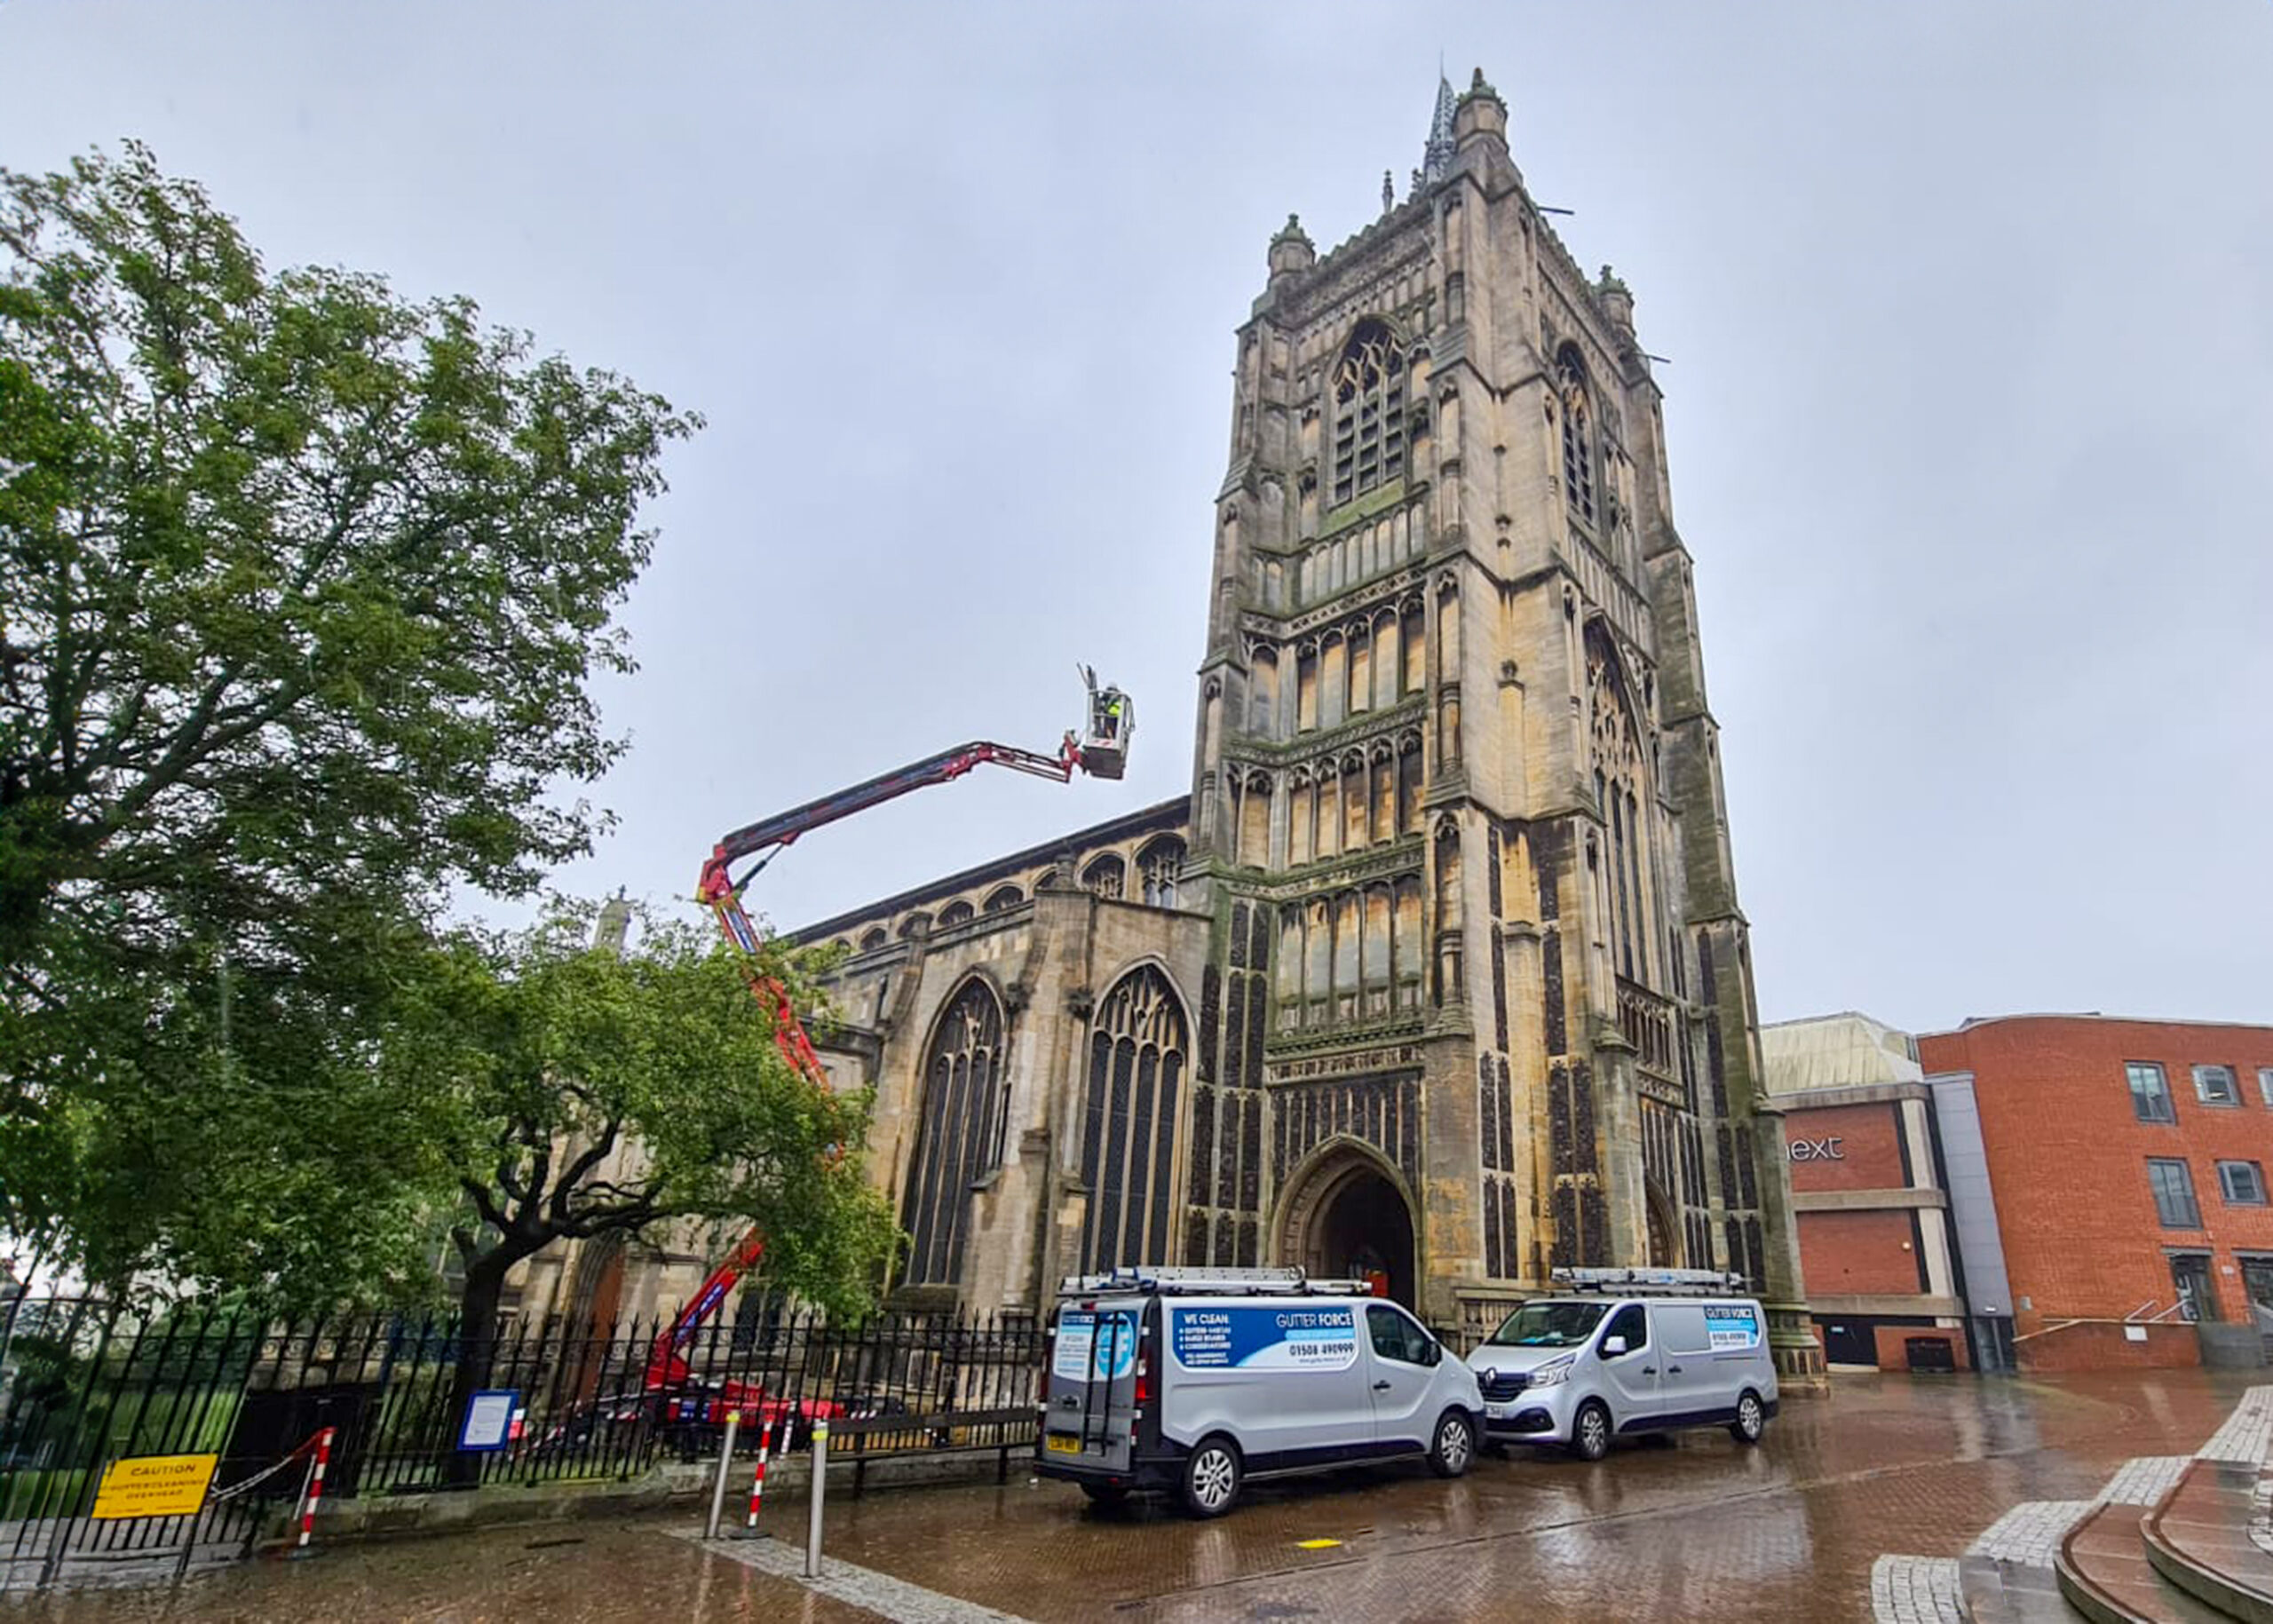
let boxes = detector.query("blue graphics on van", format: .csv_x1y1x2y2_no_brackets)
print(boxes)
1168,1304,1359,1372
1053,1311,1138,1382
1704,1304,1762,1351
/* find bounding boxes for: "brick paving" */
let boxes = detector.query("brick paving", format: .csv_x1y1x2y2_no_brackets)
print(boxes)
11,1369,2263,1624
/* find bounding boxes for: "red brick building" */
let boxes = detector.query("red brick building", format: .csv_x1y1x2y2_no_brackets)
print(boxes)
1763,1015,1970,1372
1919,1014,2273,1371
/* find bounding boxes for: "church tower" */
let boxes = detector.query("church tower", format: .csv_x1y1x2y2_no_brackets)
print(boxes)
1181,71,1814,1367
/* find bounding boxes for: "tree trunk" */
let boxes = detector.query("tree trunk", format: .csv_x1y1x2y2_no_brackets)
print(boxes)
440,1258,513,1490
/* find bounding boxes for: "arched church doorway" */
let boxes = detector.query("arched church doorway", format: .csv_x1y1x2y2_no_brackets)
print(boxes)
1279,1145,1418,1311
1644,1183,1678,1269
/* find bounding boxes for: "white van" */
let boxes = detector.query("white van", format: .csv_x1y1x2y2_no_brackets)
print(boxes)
1036,1266,1485,1517
1465,1268,1778,1462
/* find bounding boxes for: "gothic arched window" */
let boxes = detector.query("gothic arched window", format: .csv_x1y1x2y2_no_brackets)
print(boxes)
1081,855,1126,900
1137,837,1185,907
859,927,887,953
1586,624,1658,988
983,884,1024,914
1557,349,1597,528
1078,966,1190,1273
899,978,1010,1287
1330,320,1407,507
938,899,975,928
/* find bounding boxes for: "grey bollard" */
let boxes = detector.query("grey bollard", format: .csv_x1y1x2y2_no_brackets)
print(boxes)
703,1409,743,1540
804,1419,829,1578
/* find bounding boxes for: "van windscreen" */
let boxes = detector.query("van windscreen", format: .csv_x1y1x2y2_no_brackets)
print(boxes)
1486,1302,1607,1349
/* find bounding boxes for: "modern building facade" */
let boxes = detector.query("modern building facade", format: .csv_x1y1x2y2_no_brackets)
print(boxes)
1919,1014,2273,1370
1762,1014,1981,1373
768,73,1810,1369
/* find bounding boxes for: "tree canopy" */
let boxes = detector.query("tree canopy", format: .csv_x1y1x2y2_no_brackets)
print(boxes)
0,144,694,1287
391,903,899,1332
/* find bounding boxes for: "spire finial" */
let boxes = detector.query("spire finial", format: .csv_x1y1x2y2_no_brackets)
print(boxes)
1419,69,1458,187
1382,170,1394,213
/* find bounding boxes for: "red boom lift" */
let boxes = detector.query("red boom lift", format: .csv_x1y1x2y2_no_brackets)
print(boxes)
643,671,1132,1406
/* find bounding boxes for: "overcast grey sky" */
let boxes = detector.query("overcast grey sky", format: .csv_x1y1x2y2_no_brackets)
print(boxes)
4,1,2268,1034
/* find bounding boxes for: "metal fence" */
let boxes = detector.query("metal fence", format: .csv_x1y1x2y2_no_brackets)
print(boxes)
0,1294,1043,1588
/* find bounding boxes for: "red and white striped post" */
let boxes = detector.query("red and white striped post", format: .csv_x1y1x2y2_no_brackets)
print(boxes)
289,1427,335,1557
741,1415,777,1533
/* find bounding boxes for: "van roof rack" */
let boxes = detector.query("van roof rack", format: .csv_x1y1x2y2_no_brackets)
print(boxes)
1549,1266,1748,1297
1057,1266,1376,1299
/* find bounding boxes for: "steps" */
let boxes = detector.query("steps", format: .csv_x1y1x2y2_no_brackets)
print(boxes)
1957,1456,2273,1622
2054,1499,2227,1623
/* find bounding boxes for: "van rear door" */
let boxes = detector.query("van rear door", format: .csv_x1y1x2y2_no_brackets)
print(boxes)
1042,1301,1140,1474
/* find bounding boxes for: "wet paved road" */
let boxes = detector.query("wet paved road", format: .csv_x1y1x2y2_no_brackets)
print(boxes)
13,1369,2257,1622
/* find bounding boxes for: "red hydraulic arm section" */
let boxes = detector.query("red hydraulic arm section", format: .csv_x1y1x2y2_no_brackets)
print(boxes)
645,678,1131,1391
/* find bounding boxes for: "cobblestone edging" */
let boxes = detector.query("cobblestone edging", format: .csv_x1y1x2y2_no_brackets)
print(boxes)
1964,1499,2098,1565
2097,1454,2191,1507
693,1530,1030,1624
1869,1555,1961,1624
1873,1385,2273,1622
2197,1383,2273,1463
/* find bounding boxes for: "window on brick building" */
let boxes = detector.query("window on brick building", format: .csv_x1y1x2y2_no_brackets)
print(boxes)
2127,1062,2175,1124
2149,1158,2203,1228
2219,1161,2268,1207
2258,1067,2273,1108
2194,1064,2240,1107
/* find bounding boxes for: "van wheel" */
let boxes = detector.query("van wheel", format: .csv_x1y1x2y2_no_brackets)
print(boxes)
1182,1435,1242,1518
1569,1400,1612,1462
1080,1482,1130,1505
1730,1390,1766,1446
1429,1410,1476,1477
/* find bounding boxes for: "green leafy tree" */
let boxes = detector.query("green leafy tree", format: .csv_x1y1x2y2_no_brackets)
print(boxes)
0,144,693,1279
376,902,900,1462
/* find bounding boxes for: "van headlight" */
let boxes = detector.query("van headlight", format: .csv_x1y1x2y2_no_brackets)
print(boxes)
1527,1356,1576,1388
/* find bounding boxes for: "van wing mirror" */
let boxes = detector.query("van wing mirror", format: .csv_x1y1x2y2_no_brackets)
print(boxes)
1602,1335,1628,1357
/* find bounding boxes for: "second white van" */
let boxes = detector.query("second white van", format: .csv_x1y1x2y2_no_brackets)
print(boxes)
1464,1268,1778,1462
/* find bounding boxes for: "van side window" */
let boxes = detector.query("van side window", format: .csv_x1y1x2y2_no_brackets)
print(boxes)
1603,1303,1648,1352
1656,1304,1711,1356
1366,1303,1432,1365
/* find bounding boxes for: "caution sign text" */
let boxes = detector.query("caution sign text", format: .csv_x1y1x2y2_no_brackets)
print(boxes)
91,1453,218,1520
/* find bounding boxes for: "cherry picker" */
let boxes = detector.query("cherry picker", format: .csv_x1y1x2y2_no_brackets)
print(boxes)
643,669,1132,1398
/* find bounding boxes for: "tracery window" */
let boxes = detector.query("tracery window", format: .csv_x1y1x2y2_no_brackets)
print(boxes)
1082,854,1126,900
899,978,1010,1287
859,927,887,952
1558,349,1596,528
1137,837,1185,907
1587,625,1659,988
938,900,975,928
982,884,1024,914
1331,320,1407,507
1077,966,1190,1273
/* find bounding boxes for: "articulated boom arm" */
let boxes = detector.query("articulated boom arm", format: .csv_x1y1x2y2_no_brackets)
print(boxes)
652,678,1132,1389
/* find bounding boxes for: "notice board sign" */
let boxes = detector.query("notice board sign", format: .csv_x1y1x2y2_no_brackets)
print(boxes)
458,1389,519,1453
91,1453,218,1520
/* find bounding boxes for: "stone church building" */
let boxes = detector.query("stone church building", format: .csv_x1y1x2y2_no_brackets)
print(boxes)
790,73,1810,1362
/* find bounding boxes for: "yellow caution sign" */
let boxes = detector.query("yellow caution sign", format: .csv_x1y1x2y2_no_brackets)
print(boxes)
91,1454,218,1520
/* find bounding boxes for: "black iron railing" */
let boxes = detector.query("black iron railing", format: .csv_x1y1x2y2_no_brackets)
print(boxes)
0,1294,1043,1584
